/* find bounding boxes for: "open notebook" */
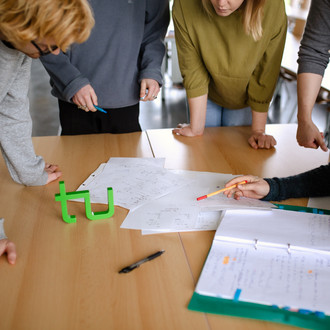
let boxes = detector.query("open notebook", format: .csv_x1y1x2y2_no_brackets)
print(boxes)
192,208,330,325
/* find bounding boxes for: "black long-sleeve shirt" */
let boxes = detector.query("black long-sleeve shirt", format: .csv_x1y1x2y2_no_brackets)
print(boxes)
262,164,330,201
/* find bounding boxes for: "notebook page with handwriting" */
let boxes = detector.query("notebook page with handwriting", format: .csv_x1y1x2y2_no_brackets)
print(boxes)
195,209,330,315
216,209,330,254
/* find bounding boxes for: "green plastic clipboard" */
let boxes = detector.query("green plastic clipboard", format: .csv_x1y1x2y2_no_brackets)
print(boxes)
188,204,330,329
188,292,330,330
273,203,330,215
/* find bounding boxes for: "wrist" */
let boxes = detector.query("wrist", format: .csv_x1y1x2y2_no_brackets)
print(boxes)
251,127,265,134
297,115,313,125
190,125,204,135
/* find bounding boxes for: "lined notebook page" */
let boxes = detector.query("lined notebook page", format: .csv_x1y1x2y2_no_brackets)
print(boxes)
216,209,330,253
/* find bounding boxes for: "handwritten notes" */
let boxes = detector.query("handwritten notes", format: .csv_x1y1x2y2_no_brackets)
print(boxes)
196,241,330,314
195,209,330,315
120,169,273,233
76,158,274,233
77,158,190,211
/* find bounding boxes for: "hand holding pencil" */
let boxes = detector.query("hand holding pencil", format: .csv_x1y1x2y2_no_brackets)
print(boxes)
223,175,270,200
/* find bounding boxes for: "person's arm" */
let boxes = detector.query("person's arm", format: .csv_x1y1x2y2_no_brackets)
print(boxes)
138,0,169,101
296,0,330,152
246,4,287,149
40,52,91,104
173,94,207,136
0,53,60,186
225,163,330,201
296,73,327,151
172,0,210,136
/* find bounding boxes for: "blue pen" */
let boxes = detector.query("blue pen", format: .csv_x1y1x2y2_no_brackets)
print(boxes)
94,105,107,113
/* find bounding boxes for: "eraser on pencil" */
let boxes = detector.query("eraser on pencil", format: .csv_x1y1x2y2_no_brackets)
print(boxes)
197,195,207,201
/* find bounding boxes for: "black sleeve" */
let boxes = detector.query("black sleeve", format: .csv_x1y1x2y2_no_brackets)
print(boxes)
261,164,330,201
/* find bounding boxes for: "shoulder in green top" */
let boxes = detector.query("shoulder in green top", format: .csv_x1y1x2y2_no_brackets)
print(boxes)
173,0,287,112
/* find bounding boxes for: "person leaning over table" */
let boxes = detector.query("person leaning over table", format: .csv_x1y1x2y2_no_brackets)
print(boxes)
296,0,330,152
172,0,287,149
0,0,94,186
40,0,169,135
223,163,330,201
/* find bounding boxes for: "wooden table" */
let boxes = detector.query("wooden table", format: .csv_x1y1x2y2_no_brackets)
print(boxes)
0,125,329,330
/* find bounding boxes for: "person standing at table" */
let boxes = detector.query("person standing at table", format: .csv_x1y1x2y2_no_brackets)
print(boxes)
172,0,287,149
296,0,330,152
224,163,330,201
41,0,169,135
0,0,94,186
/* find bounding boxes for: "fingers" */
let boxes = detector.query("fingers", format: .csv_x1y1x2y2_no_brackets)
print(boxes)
140,79,160,101
46,171,62,184
6,241,16,265
73,85,98,112
248,133,277,149
172,125,198,137
140,80,147,100
315,133,328,152
225,175,257,188
0,239,16,265
45,163,62,184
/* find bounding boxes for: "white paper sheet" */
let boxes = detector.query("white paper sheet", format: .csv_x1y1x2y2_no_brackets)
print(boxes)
121,170,274,233
141,211,222,235
76,158,190,210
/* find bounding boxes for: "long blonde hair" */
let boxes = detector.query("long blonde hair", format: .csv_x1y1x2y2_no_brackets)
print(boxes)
0,0,94,51
201,0,266,41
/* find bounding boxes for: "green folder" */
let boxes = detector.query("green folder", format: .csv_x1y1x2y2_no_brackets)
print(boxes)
189,292,330,330
188,204,330,330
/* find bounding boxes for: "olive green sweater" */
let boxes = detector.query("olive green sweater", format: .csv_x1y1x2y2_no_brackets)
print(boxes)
173,0,287,112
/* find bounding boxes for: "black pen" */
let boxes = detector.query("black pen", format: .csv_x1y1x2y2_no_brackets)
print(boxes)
119,250,165,274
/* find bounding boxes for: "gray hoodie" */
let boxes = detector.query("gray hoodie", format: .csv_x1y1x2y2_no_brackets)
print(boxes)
0,42,47,186
41,0,169,109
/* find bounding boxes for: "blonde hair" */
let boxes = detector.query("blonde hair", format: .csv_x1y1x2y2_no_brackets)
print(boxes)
201,0,265,41
0,0,94,51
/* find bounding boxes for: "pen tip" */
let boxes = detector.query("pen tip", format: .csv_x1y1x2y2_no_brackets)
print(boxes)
197,195,207,201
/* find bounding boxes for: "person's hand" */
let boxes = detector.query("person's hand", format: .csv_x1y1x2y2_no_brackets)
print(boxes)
172,123,203,137
0,239,16,265
140,79,160,101
72,84,98,112
45,163,62,184
223,175,270,200
248,131,277,149
296,120,328,152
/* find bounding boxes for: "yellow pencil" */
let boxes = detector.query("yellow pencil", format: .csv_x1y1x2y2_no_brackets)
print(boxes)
197,180,248,201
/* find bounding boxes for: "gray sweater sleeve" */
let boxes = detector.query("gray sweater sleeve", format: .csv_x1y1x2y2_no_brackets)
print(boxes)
297,0,330,76
41,50,90,103
262,164,330,201
0,42,48,186
0,219,7,240
138,0,170,85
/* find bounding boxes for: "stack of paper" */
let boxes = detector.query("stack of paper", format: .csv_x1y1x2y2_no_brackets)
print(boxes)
76,158,274,234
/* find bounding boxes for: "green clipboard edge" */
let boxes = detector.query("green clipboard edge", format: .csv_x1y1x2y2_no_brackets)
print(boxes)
273,203,330,215
188,292,330,330
188,203,330,330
